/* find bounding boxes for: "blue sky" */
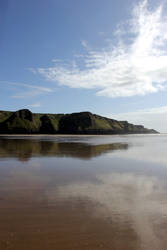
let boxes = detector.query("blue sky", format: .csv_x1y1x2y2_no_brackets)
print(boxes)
1,0,167,132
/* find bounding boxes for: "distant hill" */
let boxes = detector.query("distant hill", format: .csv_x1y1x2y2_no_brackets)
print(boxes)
0,109,158,134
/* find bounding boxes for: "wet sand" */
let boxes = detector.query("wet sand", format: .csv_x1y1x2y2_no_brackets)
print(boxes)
0,135,167,250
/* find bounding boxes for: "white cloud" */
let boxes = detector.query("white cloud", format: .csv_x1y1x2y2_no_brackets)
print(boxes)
27,102,41,108
110,105,167,132
37,0,167,97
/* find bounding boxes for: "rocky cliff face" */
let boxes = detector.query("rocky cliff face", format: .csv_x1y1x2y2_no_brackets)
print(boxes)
40,115,55,134
59,112,94,133
0,109,37,134
0,109,158,134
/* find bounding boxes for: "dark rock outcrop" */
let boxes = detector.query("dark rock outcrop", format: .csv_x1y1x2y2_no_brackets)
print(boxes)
16,109,33,121
59,112,94,133
40,115,55,134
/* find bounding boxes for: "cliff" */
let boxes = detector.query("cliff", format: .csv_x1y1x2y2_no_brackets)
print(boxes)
0,109,158,134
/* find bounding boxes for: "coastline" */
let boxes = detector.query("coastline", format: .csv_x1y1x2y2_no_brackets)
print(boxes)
0,133,162,137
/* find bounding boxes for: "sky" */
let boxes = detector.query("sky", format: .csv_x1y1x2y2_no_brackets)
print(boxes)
1,0,167,132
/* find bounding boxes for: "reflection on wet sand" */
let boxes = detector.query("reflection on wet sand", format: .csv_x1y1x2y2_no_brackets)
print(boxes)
57,173,167,250
0,139,128,161
0,136,167,250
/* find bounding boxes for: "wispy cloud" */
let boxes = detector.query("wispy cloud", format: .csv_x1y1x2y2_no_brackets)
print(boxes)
27,68,37,74
110,105,167,132
27,102,41,108
37,0,167,97
10,82,52,93
0,81,53,98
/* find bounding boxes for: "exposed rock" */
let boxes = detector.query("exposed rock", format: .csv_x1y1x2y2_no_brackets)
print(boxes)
16,109,33,121
40,115,55,133
59,112,94,133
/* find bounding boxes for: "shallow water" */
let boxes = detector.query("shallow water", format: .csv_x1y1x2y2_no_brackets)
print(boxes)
0,134,167,250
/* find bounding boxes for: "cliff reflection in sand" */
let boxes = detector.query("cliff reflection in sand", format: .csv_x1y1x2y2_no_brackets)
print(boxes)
0,138,128,161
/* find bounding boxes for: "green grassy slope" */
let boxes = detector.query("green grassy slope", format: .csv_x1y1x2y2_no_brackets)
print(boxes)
0,109,158,134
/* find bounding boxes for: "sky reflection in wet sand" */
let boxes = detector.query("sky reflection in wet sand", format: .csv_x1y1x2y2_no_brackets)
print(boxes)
0,135,167,250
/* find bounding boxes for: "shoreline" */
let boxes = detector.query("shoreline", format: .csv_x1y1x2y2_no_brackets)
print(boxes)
0,133,163,137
